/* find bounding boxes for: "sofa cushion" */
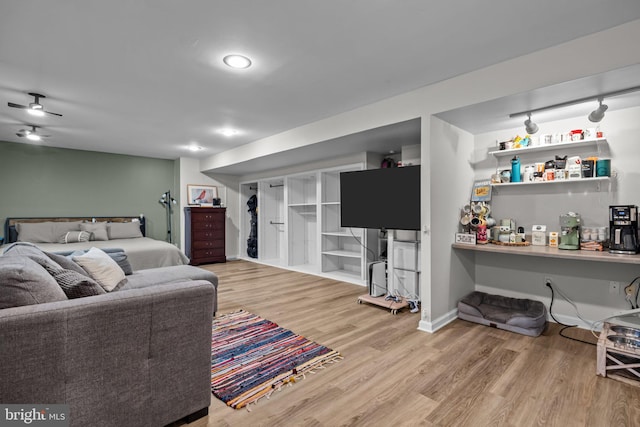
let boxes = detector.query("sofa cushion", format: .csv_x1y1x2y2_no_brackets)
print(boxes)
0,256,68,309
16,221,82,243
122,265,218,290
73,247,126,291
80,222,109,241
107,222,143,240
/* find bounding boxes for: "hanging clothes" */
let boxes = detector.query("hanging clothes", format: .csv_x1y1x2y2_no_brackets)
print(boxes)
247,194,258,258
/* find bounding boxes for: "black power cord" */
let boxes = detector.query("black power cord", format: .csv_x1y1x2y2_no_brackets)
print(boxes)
546,281,596,346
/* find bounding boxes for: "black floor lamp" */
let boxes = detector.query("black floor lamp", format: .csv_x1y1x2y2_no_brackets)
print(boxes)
159,190,177,243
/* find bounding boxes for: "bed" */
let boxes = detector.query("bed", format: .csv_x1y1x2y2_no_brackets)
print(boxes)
3,216,190,271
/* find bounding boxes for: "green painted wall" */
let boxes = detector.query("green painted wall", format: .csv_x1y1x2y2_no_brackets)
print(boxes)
0,141,177,242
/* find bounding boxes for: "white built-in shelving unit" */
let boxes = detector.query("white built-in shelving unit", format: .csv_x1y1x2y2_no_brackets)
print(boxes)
240,163,374,285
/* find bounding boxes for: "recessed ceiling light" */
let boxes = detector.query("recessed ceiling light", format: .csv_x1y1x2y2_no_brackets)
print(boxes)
217,128,240,137
223,54,252,69
188,145,204,152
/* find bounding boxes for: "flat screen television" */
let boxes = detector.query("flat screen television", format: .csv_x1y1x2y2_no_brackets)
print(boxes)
340,165,420,230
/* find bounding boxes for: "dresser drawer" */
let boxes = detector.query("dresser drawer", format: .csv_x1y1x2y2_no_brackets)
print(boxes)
192,230,224,241
192,240,224,249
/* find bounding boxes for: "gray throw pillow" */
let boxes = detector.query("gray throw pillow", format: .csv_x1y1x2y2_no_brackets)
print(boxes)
0,256,68,309
80,222,109,241
45,251,90,276
58,231,92,244
107,222,143,240
40,264,106,299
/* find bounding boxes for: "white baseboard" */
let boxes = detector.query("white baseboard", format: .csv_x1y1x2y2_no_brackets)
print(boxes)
418,308,458,333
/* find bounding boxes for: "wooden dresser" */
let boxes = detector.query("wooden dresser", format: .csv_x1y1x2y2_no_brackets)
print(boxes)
184,207,226,265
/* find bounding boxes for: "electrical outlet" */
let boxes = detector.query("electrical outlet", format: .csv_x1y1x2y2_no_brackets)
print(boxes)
609,281,620,295
545,276,553,286
626,283,637,297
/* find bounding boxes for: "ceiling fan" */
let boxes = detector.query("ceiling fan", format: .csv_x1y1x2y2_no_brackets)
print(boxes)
8,92,63,117
16,125,50,141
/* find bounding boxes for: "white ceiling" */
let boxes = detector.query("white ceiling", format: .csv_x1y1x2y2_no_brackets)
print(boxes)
2,1,640,164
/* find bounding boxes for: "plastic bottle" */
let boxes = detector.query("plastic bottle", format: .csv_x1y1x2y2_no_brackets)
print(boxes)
511,156,521,183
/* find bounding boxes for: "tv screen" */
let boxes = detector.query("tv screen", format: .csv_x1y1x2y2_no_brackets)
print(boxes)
340,165,420,231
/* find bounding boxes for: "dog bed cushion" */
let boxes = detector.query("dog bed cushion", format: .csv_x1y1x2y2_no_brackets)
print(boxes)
458,291,547,337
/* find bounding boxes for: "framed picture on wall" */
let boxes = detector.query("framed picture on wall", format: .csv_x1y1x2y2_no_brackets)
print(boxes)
187,184,218,206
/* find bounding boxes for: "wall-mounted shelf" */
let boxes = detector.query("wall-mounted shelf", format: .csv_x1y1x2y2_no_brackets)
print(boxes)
492,176,610,187
452,242,640,265
489,138,608,157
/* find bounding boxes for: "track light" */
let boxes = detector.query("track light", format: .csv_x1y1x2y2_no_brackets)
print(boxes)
588,98,608,123
509,84,640,123
524,113,539,134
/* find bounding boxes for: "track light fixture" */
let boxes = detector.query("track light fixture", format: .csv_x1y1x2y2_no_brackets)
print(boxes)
509,84,640,123
524,113,539,134
588,98,608,123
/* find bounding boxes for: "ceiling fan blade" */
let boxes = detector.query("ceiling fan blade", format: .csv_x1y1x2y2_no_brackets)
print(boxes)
8,102,28,109
40,135,51,138
44,110,63,117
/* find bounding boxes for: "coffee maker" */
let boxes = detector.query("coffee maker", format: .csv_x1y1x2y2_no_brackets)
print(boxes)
559,212,581,250
609,205,640,254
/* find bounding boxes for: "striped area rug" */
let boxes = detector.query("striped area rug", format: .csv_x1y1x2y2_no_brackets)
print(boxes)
211,310,342,409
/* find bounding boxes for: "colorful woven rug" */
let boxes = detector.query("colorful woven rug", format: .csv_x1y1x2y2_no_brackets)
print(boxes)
211,310,342,410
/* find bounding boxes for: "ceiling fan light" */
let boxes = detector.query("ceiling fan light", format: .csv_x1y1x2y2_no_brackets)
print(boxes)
588,101,608,123
524,114,539,134
27,107,45,117
26,133,41,141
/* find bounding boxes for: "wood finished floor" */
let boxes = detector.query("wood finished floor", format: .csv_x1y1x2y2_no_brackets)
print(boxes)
179,260,640,427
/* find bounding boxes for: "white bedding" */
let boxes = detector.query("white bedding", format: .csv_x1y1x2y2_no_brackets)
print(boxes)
16,237,190,271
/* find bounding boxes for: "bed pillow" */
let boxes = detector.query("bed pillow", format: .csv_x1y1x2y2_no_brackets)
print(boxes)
16,221,82,243
73,247,125,292
58,231,92,244
0,256,68,309
107,222,143,240
80,222,109,241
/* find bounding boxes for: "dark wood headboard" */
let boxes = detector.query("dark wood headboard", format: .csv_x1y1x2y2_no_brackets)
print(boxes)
4,216,146,243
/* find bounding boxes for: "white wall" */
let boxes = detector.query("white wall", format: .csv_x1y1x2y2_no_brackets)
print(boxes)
198,20,640,331
467,105,640,327
178,158,239,259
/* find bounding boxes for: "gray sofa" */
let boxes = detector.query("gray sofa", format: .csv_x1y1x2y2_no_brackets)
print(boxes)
0,244,217,427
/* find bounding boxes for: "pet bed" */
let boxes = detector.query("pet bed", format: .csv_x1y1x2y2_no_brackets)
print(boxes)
458,291,547,337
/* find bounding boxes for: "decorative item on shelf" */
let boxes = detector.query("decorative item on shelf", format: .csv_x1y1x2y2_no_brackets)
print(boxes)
511,156,521,182
476,225,488,244
596,158,611,177
532,225,547,246
187,184,218,206
159,190,177,243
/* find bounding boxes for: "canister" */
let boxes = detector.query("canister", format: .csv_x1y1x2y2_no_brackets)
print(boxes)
596,159,611,177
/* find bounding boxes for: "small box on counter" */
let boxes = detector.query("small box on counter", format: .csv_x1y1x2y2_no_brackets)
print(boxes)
549,231,559,247
455,233,476,245
532,225,547,246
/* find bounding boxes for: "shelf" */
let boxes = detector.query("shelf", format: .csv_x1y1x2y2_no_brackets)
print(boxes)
492,176,610,187
322,231,361,238
288,203,316,207
321,201,340,205
321,249,362,258
452,242,640,265
489,138,608,157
